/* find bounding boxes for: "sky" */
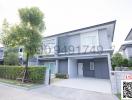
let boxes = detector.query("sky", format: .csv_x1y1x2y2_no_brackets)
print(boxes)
0,0,132,51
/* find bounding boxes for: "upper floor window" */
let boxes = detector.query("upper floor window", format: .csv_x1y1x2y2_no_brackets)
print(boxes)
43,38,56,55
80,30,99,52
83,36,98,46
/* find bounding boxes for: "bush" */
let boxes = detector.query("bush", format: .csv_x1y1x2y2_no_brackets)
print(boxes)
4,52,19,65
4,47,19,65
55,73,68,79
128,59,132,67
112,53,123,69
0,66,46,83
122,58,128,67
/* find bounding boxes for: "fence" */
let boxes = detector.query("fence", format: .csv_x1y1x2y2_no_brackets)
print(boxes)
111,71,132,94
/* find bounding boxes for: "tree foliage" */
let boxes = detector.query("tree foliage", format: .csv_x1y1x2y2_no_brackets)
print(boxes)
128,59,132,67
2,7,45,82
1,19,10,46
112,52,123,67
2,7,45,61
122,58,128,67
4,48,19,65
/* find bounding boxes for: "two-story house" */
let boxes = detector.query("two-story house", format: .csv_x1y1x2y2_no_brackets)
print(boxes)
38,21,116,79
120,29,132,59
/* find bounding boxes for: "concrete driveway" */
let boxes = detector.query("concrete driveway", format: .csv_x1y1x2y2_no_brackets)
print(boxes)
52,78,112,93
0,83,118,100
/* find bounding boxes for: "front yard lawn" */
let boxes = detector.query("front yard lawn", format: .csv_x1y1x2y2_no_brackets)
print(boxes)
0,78,42,89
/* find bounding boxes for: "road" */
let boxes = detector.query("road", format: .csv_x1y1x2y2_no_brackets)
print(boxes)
0,84,118,100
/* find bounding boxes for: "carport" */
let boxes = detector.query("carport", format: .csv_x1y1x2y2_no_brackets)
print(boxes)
52,78,112,94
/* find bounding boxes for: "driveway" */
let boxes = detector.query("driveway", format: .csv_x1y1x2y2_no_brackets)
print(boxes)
52,78,112,93
0,83,118,100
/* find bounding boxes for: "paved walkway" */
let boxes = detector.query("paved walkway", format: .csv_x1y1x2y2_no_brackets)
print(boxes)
0,84,118,100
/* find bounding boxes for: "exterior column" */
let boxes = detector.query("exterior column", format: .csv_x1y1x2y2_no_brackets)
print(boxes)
107,53,117,93
107,53,112,76
45,67,49,85
55,59,59,73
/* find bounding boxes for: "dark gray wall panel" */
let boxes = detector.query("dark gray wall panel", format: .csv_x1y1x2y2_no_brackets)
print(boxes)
58,59,68,74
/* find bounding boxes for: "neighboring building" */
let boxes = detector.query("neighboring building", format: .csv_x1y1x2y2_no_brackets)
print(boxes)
0,46,24,65
38,21,116,79
119,29,132,59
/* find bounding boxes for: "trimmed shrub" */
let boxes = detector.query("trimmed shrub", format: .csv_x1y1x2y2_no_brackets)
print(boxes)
55,73,68,79
0,66,46,83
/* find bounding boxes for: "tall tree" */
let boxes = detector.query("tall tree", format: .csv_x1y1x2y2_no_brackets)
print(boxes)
3,7,45,82
1,19,10,46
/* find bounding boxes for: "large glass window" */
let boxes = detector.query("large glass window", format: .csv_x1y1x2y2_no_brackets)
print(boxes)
83,36,97,46
80,30,99,53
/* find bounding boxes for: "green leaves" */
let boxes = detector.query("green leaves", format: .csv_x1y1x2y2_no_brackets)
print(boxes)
19,7,45,32
1,7,45,70
112,52,123,67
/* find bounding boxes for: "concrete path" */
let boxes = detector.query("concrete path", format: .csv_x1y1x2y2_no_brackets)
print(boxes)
0,84,118,100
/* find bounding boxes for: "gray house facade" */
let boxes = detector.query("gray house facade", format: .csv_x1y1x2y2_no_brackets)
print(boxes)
120,29,132,59
38,21,116,79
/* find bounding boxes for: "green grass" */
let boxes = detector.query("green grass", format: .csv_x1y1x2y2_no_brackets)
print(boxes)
116,94,121,100
128,67,132,70
0,78,42,89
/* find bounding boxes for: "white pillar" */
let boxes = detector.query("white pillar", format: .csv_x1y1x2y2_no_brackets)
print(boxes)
107,53,112,77
107,53,117,94
55,60,59,73
45,67,49,85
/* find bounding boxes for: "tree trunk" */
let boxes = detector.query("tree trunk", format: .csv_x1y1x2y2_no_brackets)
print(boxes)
22,53,29,83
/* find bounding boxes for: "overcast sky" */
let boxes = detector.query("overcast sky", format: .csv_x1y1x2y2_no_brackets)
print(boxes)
0,0,132,51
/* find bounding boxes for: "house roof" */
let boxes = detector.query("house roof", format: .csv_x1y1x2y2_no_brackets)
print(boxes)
119,40,132,51
125,28,132,41
44,20,116,42
119,28,132,51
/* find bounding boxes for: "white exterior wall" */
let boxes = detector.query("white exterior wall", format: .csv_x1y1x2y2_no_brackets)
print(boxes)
111,71,132,94
68,58,78,78
124,47,132,59
55,60,59,73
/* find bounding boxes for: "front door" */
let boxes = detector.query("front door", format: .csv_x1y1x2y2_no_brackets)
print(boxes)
78,63,83,77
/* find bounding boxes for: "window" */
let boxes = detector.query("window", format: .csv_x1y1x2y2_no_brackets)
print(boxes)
90,62,94,70
20,48,23,52
80,30,99,53
84,36,97,46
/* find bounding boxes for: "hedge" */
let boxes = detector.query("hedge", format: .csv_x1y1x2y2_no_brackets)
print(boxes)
0,66,46,84
55,73,68,79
